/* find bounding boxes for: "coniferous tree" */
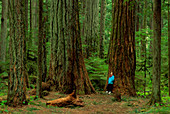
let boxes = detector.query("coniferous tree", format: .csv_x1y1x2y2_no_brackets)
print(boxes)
141,1,147,95
64,0,96,94
0,0,8,69
107,0,136,96
168,0,170,96
148,0,161,105
84,0,99,58
7,0,27,106
36,0,43,98
99,0,105,58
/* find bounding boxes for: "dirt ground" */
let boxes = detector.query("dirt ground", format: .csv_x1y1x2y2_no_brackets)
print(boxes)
0,91,156,114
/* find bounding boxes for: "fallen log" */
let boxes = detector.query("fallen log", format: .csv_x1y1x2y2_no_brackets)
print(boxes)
46,90,84,107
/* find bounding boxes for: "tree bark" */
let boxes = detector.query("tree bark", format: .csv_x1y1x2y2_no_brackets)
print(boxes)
36,0,43,98
84,0,99,58
148,0,161,105
32,0,38,44
0,0,8,68
7,0,27,106
99,0,105,58
107,0,136,96
64,0,96,94
168,0,170,96
42,0,49,82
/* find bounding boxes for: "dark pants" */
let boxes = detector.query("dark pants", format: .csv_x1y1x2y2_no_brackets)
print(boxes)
107,84,113,92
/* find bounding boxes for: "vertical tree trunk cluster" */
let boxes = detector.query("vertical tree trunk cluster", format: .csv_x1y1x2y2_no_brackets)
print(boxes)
84,0,99,58
108,0,136,96
48,0,95,94
8,0,27,106
148,0,161,105
99,0,106,58
48,0,67,90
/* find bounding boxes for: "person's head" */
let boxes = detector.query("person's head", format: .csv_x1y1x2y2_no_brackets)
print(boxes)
110,72,113,76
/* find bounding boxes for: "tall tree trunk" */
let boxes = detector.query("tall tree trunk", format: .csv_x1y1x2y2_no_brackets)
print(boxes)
0,0,8,69
148,0,161,105
36,0,43,98
99,0,105,58
7,0,27,106
25,0,29,88
135,0,140,58
32,0,38,44
168,0,170,96
107,0,136,96
48,0,68,91
84,0,99,58
48,0,60,86
141,0,147,96
42,0,49,82
64,0,96,94
29,0,32,46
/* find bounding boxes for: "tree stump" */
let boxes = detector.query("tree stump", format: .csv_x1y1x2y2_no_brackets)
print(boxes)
46,90,84,107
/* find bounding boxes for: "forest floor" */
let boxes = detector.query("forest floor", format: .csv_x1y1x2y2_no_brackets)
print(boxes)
0,91,170,114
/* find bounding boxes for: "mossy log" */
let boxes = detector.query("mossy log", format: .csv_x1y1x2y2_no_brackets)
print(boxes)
46,90,84,107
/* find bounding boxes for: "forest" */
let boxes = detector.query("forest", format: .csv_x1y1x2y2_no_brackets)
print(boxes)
0,0,169,113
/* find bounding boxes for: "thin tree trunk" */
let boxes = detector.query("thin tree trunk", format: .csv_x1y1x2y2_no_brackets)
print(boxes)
168,0,170,96
32,0,38,44
136,0,139,58
36,0,43,98
42,0,48,82
0,0,8,67
141,0,147,96
99,0,105,58
148,0,161,105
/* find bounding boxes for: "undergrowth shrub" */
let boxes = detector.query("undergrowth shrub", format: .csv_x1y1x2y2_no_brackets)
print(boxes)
85,57,108,90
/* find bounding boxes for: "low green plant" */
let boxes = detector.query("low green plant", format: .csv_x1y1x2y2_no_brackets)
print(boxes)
146,106,170,114
27,107,40,111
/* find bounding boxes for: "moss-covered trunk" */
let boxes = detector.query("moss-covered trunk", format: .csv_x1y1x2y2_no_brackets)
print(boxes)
99,0,105,58
148,0,161,105
7,0,27,106
168,0,170,97
0,0,8,66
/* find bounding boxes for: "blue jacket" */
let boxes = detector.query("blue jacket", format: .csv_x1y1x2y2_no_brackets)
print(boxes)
108,75,115,84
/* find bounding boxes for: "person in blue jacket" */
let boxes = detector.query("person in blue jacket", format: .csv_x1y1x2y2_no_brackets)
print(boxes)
106,72,115,94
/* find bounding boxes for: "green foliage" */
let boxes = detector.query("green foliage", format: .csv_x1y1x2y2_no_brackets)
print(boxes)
85,57,108,80
26,107,40,111
146,106,170,114
85,56,108,90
